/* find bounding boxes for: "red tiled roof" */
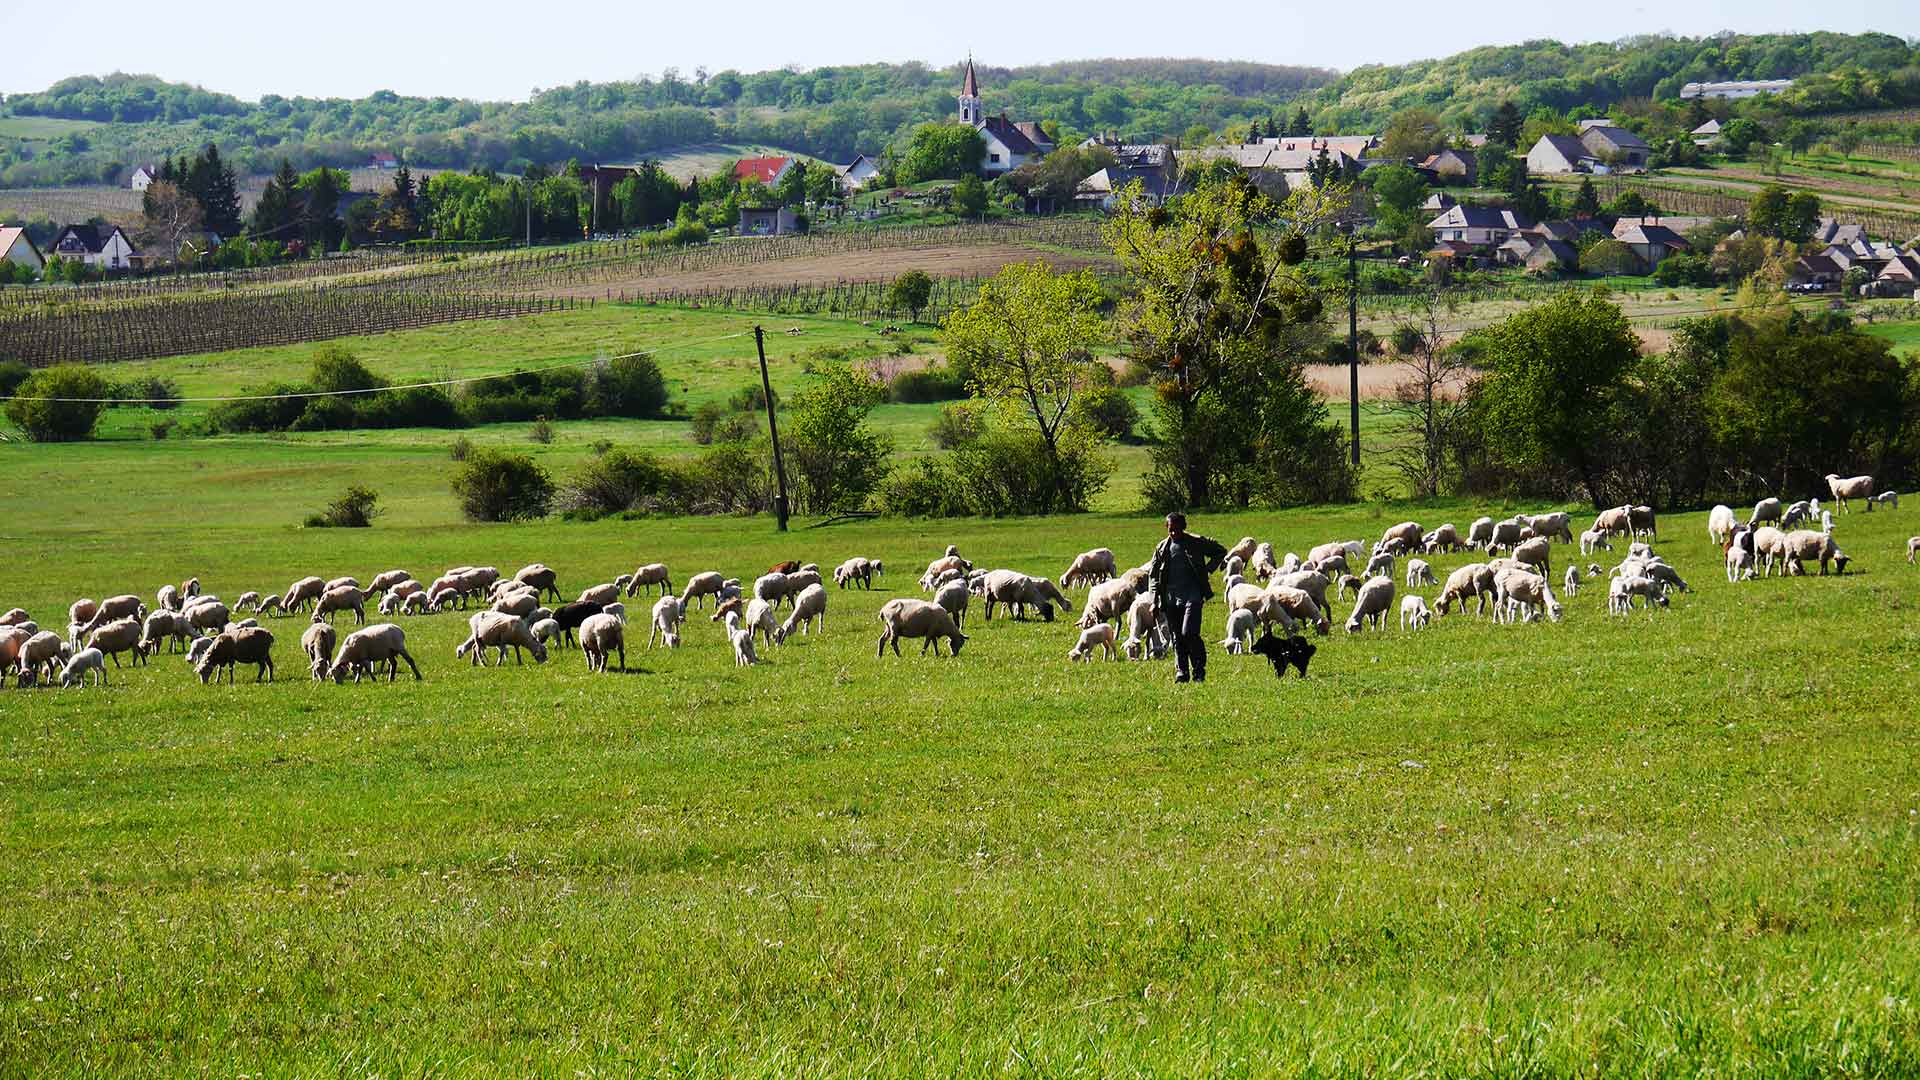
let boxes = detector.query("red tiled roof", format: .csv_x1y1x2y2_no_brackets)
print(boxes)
734,156,790,185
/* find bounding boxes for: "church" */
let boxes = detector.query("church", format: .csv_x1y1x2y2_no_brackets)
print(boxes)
956,58,1054,176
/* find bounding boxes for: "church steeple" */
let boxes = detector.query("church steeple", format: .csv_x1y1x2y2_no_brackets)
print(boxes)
958,55,982,125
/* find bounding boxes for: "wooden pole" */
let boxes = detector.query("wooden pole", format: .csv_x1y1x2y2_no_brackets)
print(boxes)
756,326,790,531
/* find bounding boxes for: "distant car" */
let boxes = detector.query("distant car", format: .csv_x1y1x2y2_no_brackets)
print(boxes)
1786,281,1826,294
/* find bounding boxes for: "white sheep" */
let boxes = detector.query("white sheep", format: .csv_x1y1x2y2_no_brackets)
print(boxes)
1871,491,1900,510
1493,569,1560,624
1608,575,1667,615
578,612,625,673
512,564,563,602
1749,498,1783,528
781,584,829,639
1752,527,1790,577
140,609,194,655
1780,501,1813,529
1268,586,1329,635
877,599,967,657
1078,576,1140,629
1465,517,1495,550
328,624,422,683
1908,537,1920,565
1562,564,1580,597
724,610,758,667
919,555,970,591
184,600,231,639
1218,607,1257,655
1059,548,1118,589
196,626,276,684
620,562,673,598
1826,474,1875,513
1249,542,1280,582
1380,521,1424,553
1226,583,1294,633
529,618,561,646
1344,577,1395,633
576,583,622,607
646,596,684,649
678,571,725,610
1364,550,1396,579
15,631,71,686
932,579,971,630
85,617,146,669
157,584,180,613
1726,537,1755,582
369,570,411,595
311,586,367,626
1399,595,1432,631
1578,529,1613,556
1434,563,1495,617
1404,558,1436,589
79,594,145,639
1486,517,1524,552
457,611,549,666
833,557,877,590
1123,593,1169,660
1422,524,1461,554
1068,623,1118,661
1707,505,1737,546
1512,536,1552,577
301,623,337,680
282,576,326,614
1782,530,1849,576
60,648,108,688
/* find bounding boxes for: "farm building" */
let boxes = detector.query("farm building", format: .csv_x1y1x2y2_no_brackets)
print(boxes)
48,223,138,271
1526,134,1600,175
1610,220,1688,268
1680,79,1793,100
0,226,45,273
834,155,880,193
1418,148,1476,184
128,165,157,192
1578,125,1651,170
738,206,800,237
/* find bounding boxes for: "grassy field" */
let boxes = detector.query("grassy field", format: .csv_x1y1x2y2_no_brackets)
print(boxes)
0,115,102,140
3,429,1920,1073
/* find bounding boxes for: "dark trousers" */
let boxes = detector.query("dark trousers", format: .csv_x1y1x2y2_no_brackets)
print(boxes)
1166,599,1206,680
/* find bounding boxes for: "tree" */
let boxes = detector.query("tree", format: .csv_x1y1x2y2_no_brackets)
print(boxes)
887,270,934,322
298,167,345,251
1367,163,1428,233
1383,289,1472,497
784,364,893,514
1381,107,1448,162
1103,175,1346,507
4,364,109,442
184,143,243,237
1605,190,1658,219
450,449,554,522
943,261,1110,513
1573,177,1601,217
1748,184,1819,242
1719,118,1767,156
1487,101,1523,147
897,124,985,184
1580,239,1642,276
137,180,205,262
950,174,987,217
251,159,303,239
1286,107,1311,137
1473,292,1640,506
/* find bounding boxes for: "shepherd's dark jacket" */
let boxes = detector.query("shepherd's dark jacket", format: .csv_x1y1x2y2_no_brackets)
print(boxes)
1148,532,1230,603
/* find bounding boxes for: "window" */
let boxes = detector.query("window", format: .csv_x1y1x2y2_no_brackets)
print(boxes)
989,153,1001,164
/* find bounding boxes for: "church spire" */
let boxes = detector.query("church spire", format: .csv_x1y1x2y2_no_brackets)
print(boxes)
958,55,982,125
962,55,979,98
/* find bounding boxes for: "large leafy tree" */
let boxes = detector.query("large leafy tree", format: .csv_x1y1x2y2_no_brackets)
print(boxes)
943,261,1109,513
1103,174,1344,507
1472,292,1640,507
784,364,893,514
1380,107,1448,162
896,124,985,184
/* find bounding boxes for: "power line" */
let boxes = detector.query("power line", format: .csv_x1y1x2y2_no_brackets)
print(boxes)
0,330,753,405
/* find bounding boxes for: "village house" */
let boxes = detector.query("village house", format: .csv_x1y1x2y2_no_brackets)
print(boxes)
1870,253,1920,297
1073,166,1184,210
1577,125,1651,170
1611,219,1689,269
1418,148,1476,184
0,226,45,273
833,154,880,193
734,156,795,188
1260,134,1380,161
1425,204,1535,247
128,165,157,192
368,152,400,169
1420,191,1457,216
48,223,138,271
1690,119,1723,148
1526,134,1600,175
1171,144,1289,198
957,59,1053,175
738,205,800,237
1812,218,1867,248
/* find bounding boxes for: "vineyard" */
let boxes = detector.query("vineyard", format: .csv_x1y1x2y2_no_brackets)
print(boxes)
1583,176,1920,242
0,219,1110,367
0,186,144,226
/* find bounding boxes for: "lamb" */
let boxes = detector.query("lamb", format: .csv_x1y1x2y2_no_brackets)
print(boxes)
877,598,968,657
233,590,263,614
1641,561,1691,593
79,594,145,639
1726,538,1755,583
834,557,877,590
194,626,276,683
86,617,146,668
256,595,286,618
1826,474,1875,514
1067,623,1118,661
1222,555,1245,579
1707,505,1738,546
1909,537,1920,565
578,612,626,673
378,591,405,616
1218,607,1258,655
157,584,181,613
1399,595,1433,631
1059,548,1118,589
301,623,337,680
16,631,71,686
1563,564,1581,597
1125,593,1170,659
781,584,829,639
1275,570,1332,616
1434,563,1496,617
1308,551,1350,577
643,595,684,650
140,609,194,655
512,564,563,602
1871,491,1900,510
328,623,422,683
919,555,971,590
1380,521,1424,553
933,579,971,629
1782,530,1850,576
311,585,367,626
1608,575,1668,615
1512,536,1552,577
1078,577,1140,629
1402,558,1437,590
1250,542,1280,582
1364,550,1396,579
548,601,606,647
401,592,433,615
1336,574,1366,601
1421,523,1461,555
1465,516,1496,550
1344,577,1395,633
60,648,108,688
982,570,1071,622
1780,501,1813,529
1749,498,1783,528
368,570,411,595
456,611,549,666
282,576,326,614
614,562,672,599
0,627,28,682
1493,569,1560,624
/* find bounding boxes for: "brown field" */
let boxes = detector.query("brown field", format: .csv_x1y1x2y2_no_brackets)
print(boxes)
538,243,1115,299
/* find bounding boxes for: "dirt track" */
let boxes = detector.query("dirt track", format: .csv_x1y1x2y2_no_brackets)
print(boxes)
540,244,1114,299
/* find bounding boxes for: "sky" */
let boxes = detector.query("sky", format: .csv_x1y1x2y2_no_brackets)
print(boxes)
1,0,1911,102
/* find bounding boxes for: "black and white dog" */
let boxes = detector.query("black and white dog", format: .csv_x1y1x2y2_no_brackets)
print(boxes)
1250,630,1316,678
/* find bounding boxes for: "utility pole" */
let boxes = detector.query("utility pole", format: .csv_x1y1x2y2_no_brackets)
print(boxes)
755,326,791,531
1343,222,1360,466
525,176,532,249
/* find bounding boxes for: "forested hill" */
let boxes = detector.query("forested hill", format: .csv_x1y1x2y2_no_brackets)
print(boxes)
4,32,1918,188
1308,32,1920,131
0,60,1331,186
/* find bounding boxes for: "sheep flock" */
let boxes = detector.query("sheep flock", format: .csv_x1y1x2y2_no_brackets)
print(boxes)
2,482,1905,691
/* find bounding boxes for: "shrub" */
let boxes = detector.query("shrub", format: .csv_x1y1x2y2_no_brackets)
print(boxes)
875,458,971,516
943,427,1110,517
591,353,669,418
928,402,985,449
558,448,672,518
290,395,359,431
726,384,776,413
304,485,383,528
4,364,109,442
207,383,309,434
150,419,175,440
675,441,774,514
0,360,31,398
1390,325,1426,355
1581,239,1642,277
450,435,473,461
690,402,761,445
450,449,554,522
1072,385,1139,440
887,365,966,403
886,270,935,321
1653,253,1716,288
309,344,385,395
529,417,555,444
354,386,463,429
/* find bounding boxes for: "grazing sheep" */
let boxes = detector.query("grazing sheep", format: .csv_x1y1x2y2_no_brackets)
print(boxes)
1782,530,1850,576
328,624,422,683
919,555,971,591
157,584,181,613
982,570,1070,622
1909,536,1920,565
1871,491,1900,510
1434,563,1496,617
65,599,98,641
1078,576,1141,629
16,631,72,686
1345,577,1395,633
1512,536,1552,577
1749,498,1783,528
781,584,829,639
1123,593,1170,660
1404,559,1436,590
1308,552,1350,577
325,577,361,593
1493,569,1560,624
646,596,685,649
86,617,146,669
369,570,411,595
932,579,971,630
512,564,563,602
1250,543,1280,582
1225,583,1294,633
140,609,194,655
456,611,549,666
1707,505,1737,546
1218,607,1257,655
1465,517,1496,550
282,577,326,614
1336,574,1366,601
877,599,968,657
1068,623,1118,661
1060,548,1118,589
1380,521,1425,553
754,572,795,609
676,571,725,611
578,613,626,673
256,595,286,618
1227,537,1259,564
490,590,540,620
0,627,28,680
1486,517,1524,553
378,591,405,616
1627,505,1658,539
613,563,671,599
1525,512,1574,544
1275,570,1332,615
1726,539,1755,583
183,600,231,639
1269,585,1330,635
1364,549,1396,579
783,570,824,599
1563,564,1581,597
1577,529,1615,556
60,648,108,688
1826,474,1875,513
1399,595,1433,631
717,610,756,667
197,627,276,684
1608,575,1668,615
302,623,337,680
311,586,367,626
78,595,145,640
833,557,876,590
576,583,621,607
1751,527,1791,577
1781,501,1813,529
1590,505,1632,541
1421,524,1462,555
233,590,263,614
